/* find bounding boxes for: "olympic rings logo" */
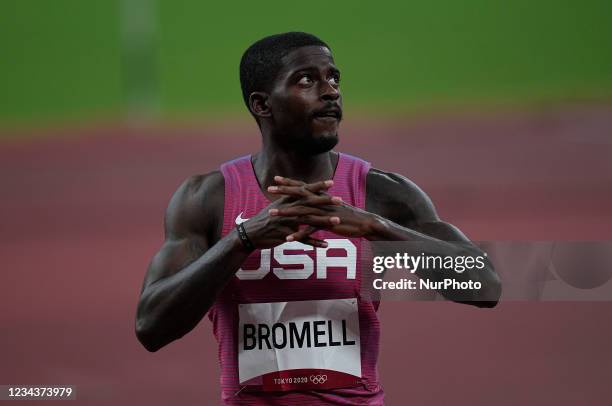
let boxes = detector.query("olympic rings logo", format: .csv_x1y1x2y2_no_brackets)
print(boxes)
309,374,328,384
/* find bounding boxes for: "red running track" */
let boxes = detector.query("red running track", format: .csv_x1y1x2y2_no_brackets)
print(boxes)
1,105,611,405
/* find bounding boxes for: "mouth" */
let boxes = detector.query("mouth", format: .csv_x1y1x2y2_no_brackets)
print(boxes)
312,108,342,122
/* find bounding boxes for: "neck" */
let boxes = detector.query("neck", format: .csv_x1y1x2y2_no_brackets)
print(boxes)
252,144,338,191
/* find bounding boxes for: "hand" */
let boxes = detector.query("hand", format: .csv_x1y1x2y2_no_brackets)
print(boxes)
241,177,343,249
268,176,382,242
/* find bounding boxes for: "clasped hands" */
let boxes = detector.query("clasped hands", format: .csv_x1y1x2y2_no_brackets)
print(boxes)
242,175,379,250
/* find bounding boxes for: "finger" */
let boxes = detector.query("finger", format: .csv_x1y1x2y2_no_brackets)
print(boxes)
268,191,341,209
301,237,328,248
271,178,333,195
286,194,342,209
307,194,343,206
286,225,319,242
269,199,341,217
273,176,304,186
288,226,331,248
269,207,325,217
267,184,312,197
304,180,334,194
301,194,343,206
281,214,341,230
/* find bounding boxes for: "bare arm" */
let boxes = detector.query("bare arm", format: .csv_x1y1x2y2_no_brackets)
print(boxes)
365,169,502,307
135,174,341,352
269,171,502,307
135,172,252,352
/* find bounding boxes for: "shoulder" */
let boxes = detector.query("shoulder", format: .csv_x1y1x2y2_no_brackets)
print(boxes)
365,168,439,227
165,170,224,242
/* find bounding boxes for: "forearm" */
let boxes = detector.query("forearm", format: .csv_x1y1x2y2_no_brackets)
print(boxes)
136,229,251,351
368,214,501,306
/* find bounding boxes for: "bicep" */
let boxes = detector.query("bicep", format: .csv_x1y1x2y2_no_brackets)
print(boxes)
413,220,470,243
367,169,469,242
143,234,209,290
367,169,439,225
141,174,217,291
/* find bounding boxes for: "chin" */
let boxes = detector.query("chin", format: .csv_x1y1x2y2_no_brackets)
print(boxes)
301,132,339,155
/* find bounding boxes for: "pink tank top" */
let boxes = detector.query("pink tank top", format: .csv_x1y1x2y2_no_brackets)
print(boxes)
210,153,384,405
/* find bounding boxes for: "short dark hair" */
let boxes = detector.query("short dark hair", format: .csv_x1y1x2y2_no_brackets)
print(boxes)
239,32,331,112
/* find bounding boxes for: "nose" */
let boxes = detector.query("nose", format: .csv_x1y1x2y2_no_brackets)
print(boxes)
320,80,340,102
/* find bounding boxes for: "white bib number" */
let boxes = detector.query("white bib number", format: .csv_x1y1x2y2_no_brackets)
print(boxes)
238,298,362,391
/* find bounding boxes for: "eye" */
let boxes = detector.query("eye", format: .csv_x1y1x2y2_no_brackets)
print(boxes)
329,75,340,87
297,74,313,86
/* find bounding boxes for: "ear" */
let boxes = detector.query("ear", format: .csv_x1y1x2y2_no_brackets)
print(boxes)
248,92,272,119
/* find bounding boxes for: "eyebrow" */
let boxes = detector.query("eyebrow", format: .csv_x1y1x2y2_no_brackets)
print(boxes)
290,65,341,76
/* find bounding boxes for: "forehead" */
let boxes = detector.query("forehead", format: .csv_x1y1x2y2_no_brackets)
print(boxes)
279,45,336,73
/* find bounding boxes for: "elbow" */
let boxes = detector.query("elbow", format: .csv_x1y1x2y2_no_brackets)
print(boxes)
135,315,166,353
473,299,499,309
135,291,173,352
457,266,501,308
474,272,502,308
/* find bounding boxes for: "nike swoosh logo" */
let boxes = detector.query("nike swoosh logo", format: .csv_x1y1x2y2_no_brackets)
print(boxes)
235,212,249,225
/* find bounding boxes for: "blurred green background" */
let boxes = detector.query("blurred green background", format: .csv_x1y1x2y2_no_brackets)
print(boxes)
1,0,611,128
2,4,612,405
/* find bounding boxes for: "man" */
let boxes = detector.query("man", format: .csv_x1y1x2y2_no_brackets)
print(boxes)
136,32,501,405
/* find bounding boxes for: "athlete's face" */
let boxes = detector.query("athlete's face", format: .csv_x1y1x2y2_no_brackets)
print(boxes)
267,46,342,154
